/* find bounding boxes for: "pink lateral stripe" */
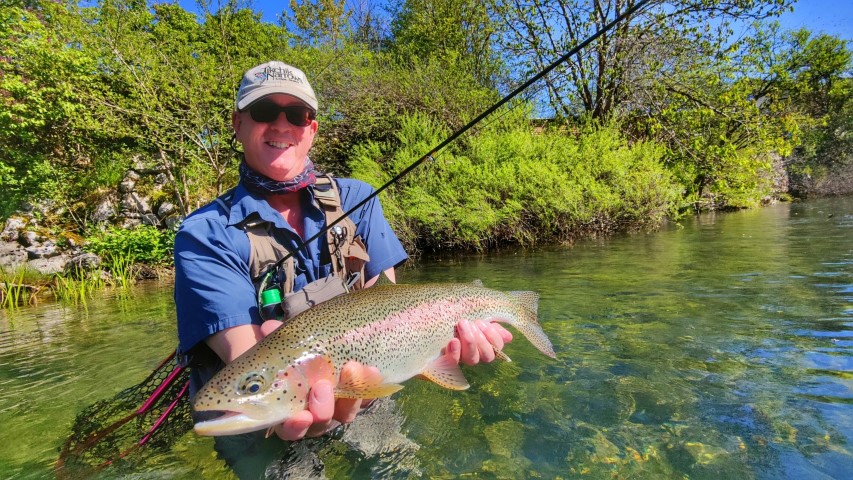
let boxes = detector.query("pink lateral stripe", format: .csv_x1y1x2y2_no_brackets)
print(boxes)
339,298,491,343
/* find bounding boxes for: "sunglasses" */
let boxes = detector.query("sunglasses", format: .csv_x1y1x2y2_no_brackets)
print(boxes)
247,101,316,126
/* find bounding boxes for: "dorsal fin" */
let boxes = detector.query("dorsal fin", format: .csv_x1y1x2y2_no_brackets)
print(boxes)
508,291,539,318
373,271,395,286
472,279,484,287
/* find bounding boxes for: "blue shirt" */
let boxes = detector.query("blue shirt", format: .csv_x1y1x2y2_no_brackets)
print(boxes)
174,178,408,355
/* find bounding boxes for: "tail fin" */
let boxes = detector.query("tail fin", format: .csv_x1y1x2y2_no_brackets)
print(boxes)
507,291,555,359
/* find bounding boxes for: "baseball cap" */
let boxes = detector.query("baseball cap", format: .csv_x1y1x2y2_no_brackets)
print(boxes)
236,61,318,111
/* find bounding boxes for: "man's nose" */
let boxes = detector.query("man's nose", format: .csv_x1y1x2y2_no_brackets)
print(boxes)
269,112,293,129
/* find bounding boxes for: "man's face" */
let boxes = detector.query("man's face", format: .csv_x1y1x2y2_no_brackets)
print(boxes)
233,94,318,181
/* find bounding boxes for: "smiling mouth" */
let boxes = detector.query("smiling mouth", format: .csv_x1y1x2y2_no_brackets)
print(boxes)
266,141,292,149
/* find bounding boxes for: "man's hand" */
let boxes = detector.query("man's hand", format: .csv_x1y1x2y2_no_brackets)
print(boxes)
454,319,513,365
272,362,371,440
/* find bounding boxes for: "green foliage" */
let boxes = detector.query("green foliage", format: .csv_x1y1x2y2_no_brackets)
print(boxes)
1,265,47,308
51,271,105,306
631,19,844,209
390,0,500,84
0,0,849,253
287,0,350,48
84,226,175,266
308,47,499,174
104,251,136,289
775,29,853,193
0,1,108,212
350,110,681,250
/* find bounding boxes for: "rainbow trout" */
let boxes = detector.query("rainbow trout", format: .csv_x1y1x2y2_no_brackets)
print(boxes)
193,283,555,436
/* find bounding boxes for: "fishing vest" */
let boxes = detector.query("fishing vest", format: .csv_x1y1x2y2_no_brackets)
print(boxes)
215,174,370,321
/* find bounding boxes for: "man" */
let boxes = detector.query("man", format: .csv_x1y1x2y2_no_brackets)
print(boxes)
174,61,512,448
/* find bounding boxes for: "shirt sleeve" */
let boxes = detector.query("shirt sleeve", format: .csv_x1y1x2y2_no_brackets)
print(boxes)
337,179,409,280
174,215,260,354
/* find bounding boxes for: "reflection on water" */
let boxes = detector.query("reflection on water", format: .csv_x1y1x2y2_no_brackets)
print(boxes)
1,197,851,479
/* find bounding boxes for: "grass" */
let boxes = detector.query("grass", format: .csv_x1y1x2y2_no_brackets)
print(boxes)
51,251,137,305
2,251,140,309
104,252,136,290
1,266,48,308
51,272,106,306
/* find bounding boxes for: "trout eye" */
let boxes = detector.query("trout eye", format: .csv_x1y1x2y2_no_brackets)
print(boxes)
237,372,266,396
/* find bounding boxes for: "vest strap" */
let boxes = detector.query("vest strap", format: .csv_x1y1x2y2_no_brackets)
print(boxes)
213,177,371,321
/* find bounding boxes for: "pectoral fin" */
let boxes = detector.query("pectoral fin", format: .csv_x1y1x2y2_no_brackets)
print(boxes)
335,362,404,399
418,352,470,390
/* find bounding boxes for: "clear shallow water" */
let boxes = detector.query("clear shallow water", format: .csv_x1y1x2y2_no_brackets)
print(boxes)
1,197,851,479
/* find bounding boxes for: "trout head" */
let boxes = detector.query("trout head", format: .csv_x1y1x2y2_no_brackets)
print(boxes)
192,349,335,436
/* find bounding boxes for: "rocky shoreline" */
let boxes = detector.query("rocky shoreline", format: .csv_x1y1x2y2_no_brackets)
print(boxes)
2,150,850,279
1,156,183,277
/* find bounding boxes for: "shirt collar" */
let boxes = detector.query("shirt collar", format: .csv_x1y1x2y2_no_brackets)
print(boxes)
226,182,324,232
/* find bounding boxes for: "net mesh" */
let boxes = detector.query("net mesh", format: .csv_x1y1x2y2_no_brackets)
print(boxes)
56,352,194,477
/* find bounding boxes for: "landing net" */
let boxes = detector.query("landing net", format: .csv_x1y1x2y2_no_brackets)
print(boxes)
55,351,193,477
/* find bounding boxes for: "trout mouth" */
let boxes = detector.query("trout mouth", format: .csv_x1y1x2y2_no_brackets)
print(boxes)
193,409,275,436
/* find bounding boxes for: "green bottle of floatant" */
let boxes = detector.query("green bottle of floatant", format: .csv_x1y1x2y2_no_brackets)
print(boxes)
260,287,283,321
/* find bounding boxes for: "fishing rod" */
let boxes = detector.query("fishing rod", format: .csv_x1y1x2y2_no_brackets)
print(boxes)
56,0,652,472
265,0,653,278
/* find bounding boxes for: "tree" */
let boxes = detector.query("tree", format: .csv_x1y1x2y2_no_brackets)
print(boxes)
78,0,297,214
0,0,113,218
491,0,794,121
760,28,853,194
390,0,503,87
284,0,350,49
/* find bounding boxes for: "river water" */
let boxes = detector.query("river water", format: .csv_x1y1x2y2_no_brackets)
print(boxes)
1,196,851,479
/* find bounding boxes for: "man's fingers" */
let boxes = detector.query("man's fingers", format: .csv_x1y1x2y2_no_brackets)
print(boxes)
494,322,513,343
333,397,362,424
457,320,481,365
333,362,370,424
444,338,462,363
477,321,505,361
275,410,314,441
475,321,497,363
455,319,516,366
292,379,336,438
309,379,335,423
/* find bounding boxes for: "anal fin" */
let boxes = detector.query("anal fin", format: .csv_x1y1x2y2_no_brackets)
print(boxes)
418,351,470,390
494,348,512,362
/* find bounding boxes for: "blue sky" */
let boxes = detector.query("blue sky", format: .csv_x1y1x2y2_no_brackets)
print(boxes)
774,0,852,39
178,0,851,41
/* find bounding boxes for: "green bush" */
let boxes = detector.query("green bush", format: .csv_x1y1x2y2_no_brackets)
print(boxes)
349,110,683,250
84,225,175,266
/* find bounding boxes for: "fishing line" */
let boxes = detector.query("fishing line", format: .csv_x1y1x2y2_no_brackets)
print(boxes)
266,0,653,277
